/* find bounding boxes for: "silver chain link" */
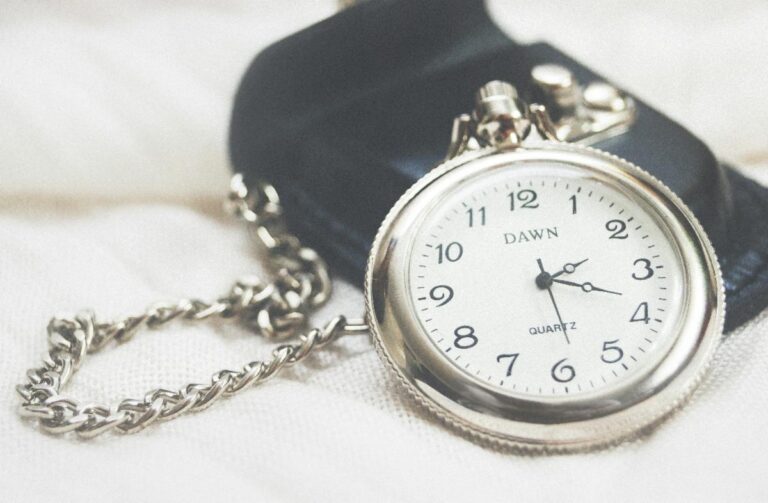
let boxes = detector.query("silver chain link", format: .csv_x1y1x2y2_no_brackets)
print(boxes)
16,174,368,437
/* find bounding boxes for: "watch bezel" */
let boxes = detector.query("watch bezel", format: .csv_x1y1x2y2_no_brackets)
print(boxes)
364,142,724,451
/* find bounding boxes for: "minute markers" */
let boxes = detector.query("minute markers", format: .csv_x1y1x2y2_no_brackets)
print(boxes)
412,173,679,396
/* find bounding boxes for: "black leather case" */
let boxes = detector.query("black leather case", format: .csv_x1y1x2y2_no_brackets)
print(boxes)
229,0,768,331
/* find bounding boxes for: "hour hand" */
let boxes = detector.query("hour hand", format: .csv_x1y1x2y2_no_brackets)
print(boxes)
552,278,623,296
551,258,589,279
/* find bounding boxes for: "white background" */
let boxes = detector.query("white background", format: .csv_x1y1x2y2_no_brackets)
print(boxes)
1,1,767,501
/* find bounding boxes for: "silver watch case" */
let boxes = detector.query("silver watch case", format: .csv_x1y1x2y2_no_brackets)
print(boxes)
364,142,724,452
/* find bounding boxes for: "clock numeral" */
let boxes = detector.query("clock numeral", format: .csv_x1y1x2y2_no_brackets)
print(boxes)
496,353,519,377
632,258,655,280
551,358,575,383
569,194,577,214
605,219,628,239
508,189,539,211
429,285,454,307
630,301,650,324
466,206,486,227
436,242,463,264
601,339,624,364
453,325,478,349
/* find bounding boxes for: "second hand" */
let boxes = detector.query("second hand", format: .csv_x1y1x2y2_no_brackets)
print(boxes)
537,258,570,345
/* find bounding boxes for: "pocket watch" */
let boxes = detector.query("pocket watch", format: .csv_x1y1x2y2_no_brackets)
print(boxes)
366,78,724,451
18,70,723,451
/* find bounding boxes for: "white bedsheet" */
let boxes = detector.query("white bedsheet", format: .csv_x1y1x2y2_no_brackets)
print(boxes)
2,1,767,501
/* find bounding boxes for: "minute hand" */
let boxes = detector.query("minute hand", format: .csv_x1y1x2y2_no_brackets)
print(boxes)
552,278,623,296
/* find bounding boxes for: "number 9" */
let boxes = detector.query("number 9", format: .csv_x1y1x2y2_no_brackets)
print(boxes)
429,285,454,307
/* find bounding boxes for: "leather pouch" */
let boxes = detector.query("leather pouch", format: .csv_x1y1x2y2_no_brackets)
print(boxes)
229,0,768,331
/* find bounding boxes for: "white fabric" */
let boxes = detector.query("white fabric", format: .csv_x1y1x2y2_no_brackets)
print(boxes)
2,1,767,501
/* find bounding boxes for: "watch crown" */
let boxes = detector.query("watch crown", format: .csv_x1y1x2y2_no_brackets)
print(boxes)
473,80,531,148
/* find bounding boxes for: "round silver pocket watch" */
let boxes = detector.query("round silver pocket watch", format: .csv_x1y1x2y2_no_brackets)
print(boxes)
18,66,723,451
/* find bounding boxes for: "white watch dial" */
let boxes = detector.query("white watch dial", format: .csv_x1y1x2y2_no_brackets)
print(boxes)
408,162,685,397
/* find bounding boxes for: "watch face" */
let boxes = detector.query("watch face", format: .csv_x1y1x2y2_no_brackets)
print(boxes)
408,162,684,398
367,144,723,449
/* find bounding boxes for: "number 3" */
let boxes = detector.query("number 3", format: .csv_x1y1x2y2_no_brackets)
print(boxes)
632,258,654,280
